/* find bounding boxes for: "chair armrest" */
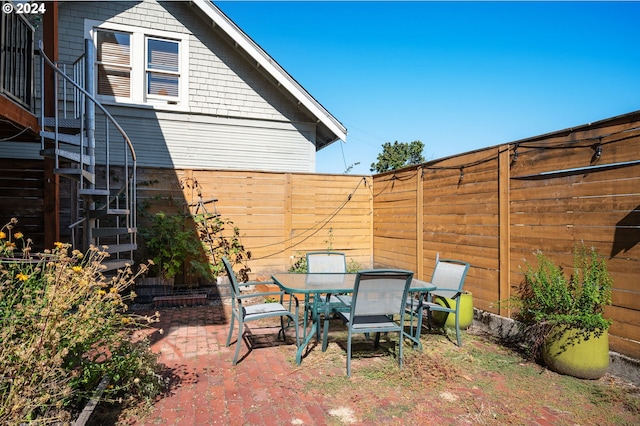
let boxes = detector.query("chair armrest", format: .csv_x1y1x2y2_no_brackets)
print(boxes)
237,290,284,299
430,289,462,300
237,279,275,287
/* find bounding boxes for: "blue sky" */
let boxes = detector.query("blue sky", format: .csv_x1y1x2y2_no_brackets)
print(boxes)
215,1,640,175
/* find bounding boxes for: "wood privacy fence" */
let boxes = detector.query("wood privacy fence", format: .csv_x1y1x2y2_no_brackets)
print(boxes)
136,111,639,359
372,111,640,358
136,169,374,276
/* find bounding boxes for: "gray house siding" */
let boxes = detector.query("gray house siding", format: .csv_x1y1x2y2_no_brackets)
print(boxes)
1,1,322,172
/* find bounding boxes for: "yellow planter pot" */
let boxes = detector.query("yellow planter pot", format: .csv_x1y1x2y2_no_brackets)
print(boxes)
543,326,609,380
431,291,473,329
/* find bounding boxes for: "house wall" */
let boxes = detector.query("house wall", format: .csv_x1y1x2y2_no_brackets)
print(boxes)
372,111,640,359
1,1,319,172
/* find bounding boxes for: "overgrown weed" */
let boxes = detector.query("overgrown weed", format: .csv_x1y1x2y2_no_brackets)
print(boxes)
0,219,166,423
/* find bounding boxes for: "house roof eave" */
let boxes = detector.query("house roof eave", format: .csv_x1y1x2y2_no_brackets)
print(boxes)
192,0,347,144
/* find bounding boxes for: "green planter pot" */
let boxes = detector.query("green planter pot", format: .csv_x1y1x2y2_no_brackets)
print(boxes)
431,291,473,329
543,326,609,380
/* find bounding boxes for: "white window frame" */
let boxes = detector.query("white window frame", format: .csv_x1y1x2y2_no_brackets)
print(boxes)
84,20,189,110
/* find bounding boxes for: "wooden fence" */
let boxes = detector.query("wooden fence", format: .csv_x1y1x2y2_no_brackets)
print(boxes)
372,111,640,358
136,169,373,277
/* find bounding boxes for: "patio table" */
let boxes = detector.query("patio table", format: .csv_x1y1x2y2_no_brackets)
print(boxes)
271,273,435,364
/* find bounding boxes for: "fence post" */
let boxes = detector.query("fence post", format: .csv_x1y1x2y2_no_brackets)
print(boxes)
416,166,424,279
498,145,511,317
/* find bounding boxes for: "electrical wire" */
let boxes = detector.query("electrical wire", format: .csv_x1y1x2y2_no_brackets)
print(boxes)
249,177,367,260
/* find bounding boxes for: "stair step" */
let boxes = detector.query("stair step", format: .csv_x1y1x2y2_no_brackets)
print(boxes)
102,259,134,272
40,117,82,129
40,130,85,146
89,208,131,218
91,227,136,238
104,243,137,254
40,148,91,165
54,168,95,184
79,188,111,196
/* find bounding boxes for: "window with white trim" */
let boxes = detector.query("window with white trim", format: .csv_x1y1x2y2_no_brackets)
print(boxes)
87,20,189,108
96,30,131,98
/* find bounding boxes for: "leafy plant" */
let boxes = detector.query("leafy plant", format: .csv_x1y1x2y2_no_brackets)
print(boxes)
288,253,362,273
509,244,613,358
139,212,208,281
193,212,251,282
0,218,164,424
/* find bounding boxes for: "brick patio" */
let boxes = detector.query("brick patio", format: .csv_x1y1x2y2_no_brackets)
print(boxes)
122,303,592,425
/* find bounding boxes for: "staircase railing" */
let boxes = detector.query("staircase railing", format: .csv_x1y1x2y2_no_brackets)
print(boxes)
0,9,35,111
38,40,137,256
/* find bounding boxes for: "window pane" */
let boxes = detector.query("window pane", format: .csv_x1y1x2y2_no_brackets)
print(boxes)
97,31,130,65
147,72,178,97
147,39,178,72
97,30,130,97
98,65,130,97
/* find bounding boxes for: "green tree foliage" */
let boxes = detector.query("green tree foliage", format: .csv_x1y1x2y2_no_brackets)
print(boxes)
370,140,426,173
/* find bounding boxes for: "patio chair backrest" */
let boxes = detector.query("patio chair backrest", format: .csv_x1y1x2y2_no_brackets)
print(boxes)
222,257,241,297
430,259,470,292
306,251,347,273
351,269,414,317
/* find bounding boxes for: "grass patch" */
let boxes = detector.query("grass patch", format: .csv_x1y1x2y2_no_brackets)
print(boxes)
296,322,640,425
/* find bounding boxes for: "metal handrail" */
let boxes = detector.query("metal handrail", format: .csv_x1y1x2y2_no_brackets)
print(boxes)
38,40,137,236
38,40,137,163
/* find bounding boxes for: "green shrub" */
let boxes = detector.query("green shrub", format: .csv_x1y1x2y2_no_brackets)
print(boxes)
0,218,165,423
508,244,613,359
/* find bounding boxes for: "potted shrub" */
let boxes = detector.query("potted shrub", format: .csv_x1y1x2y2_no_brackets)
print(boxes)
511,244,612,379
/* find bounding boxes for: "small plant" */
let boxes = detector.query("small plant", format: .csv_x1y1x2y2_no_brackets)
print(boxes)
0,218,164,424
509,244,613,358
287,253,362,273
140,211,209,282
288,253,308,273
193,212,251,282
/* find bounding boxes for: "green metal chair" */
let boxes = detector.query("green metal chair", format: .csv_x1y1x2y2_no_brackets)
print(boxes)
305,251,349,338
405,259,470,347
322,269,414,377
223,257,299,365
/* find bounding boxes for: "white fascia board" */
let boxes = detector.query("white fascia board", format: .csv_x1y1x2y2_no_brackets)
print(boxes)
192,0,347,142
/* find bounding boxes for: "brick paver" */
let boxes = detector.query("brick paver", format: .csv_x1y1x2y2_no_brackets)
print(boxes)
131,303,331,425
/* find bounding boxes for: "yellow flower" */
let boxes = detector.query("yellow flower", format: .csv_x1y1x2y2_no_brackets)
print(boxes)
13,232,23,239
16,273,29,282
110,287,118,293
0,231,5,239
54,241,65,249
5,242,15,250
97,290,106,295
72,266,82,273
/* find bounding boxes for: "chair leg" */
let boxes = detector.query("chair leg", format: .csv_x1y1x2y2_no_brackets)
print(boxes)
455,307,462,347
278,316,286,341
232,318,244,365
346,330,353,377
414,305,424,345
398,330,403,369
226,312,236,347
293,315,300,347
322,314,330,352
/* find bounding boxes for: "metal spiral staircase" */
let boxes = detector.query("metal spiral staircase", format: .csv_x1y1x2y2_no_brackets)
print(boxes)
38,40,137,271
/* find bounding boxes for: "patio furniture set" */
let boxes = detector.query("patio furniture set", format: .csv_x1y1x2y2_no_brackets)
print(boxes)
223,252,470,376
